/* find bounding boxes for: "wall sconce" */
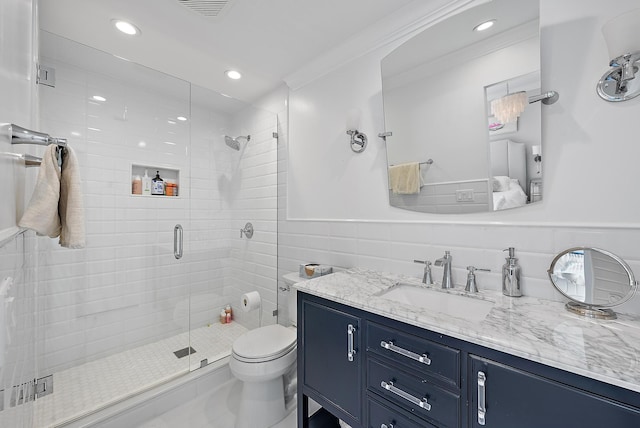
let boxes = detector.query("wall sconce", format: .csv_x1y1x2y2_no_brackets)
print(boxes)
346,108,367,153
597,8,640,102
532,145,542,174
491,90,559,124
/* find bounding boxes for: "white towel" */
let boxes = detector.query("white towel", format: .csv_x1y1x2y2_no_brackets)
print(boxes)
59,145,85,248
19,145,85,248
18,145,61,238
388,162,421,194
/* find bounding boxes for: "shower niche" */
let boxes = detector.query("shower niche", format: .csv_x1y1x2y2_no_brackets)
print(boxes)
131,164,180,197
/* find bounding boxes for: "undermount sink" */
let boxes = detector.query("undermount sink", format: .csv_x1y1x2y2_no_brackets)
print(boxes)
376,284,495,322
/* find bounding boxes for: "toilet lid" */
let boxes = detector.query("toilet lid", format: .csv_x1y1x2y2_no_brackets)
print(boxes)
232,324,296,361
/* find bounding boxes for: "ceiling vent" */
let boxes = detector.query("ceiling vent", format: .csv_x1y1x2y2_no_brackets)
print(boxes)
177,0,235,17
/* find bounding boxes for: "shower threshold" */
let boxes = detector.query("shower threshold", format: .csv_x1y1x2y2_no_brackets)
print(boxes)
1,322,247,428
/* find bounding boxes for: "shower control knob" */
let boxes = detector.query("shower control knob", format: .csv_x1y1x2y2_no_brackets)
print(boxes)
240,222,254,239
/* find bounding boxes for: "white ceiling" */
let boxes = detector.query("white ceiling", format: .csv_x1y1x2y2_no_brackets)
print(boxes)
39,0,423,103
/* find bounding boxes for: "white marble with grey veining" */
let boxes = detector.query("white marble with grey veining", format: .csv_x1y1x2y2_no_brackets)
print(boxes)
294,268,640,393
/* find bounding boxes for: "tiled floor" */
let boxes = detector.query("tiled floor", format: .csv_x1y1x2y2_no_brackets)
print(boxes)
0,322,247,427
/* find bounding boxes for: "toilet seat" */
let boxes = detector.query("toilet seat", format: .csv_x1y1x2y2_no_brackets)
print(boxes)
232,324,296,363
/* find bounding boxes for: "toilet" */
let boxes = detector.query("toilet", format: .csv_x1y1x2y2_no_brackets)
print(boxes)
229,273,302,428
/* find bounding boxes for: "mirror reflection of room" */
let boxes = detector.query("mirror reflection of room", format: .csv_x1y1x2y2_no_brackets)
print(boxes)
382,0,548,214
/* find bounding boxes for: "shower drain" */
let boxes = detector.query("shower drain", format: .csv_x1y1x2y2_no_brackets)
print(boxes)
173,346,197,359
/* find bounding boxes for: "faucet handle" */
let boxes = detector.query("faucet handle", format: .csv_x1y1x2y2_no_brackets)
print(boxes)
414,260,433,284
465,266,490,293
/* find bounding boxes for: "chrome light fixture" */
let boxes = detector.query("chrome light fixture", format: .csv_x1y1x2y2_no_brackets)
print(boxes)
597,8,640,102
491,90,559,124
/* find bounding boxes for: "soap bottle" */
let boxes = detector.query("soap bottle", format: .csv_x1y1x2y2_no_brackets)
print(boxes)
151,170,165,195
142,170,151,195
225,304,233,321
502,247,522,297
220,310,227,324
132,175,142,195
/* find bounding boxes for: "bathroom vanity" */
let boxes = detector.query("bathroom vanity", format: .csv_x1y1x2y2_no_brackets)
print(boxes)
296,269,640,428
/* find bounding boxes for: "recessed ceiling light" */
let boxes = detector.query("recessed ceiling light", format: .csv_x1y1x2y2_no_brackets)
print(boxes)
473,20,496,32
88,127,101,132
167,120,176,125
138,141,146,148
177,116,188,121
225,70,242,80
112,19,141,36
163,141,176,146
71,131,81,137
92,95,106,102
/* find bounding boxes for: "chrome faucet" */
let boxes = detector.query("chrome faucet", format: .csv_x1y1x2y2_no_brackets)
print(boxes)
413,260,433,285
434,251,453,289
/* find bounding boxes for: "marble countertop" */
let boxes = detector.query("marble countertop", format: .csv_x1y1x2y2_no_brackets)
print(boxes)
294,268,640,393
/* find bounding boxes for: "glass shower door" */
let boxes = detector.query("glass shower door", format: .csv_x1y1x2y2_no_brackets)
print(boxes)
32,32,193,426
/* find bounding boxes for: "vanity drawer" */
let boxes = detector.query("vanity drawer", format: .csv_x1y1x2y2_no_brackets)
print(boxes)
368,396,436,428
367,321,460,387
368,359,460,428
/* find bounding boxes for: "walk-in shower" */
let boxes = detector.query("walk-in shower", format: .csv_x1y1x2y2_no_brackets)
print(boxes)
224,134,251,151
0,31,280,427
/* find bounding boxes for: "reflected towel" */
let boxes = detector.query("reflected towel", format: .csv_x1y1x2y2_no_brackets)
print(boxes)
18,145,61,238
59,145,85,248
388,162,421,194
19,145,85,248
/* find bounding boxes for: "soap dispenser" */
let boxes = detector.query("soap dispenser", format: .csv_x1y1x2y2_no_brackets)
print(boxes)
142,170,151,195
151,170,165,195
502,247,522,297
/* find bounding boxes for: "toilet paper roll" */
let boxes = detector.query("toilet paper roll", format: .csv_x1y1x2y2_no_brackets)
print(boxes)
241,291,261,312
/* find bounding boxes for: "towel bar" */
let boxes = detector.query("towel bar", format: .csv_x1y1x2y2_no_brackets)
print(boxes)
9,123,67,148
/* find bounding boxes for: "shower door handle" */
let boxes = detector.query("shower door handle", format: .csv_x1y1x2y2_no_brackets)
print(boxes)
174,224,183,259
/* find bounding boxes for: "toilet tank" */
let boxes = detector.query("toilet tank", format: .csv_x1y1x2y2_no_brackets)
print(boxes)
282,272,305,326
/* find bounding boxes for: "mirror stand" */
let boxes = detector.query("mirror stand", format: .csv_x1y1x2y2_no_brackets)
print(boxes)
548,247,637,321
565,301,617,320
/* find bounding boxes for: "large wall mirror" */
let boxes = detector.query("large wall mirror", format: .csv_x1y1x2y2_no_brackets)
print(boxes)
381,0,546,214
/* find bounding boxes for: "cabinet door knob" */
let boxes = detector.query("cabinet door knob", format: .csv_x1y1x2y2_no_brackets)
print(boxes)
478,371,487,425
381,424,394,428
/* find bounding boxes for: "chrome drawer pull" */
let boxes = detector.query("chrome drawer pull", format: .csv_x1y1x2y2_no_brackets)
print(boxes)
380,340,431,365
381,424,394,428
478,371,487,426
380,380,431,411
347,324,357,362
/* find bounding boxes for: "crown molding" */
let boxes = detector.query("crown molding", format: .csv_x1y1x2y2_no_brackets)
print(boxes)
283,0,489,91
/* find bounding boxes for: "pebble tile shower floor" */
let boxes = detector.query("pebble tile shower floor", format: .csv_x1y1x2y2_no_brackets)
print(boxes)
0,322,247,427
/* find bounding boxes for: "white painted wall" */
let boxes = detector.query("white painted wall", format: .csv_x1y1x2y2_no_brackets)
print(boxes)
280,0,640,316
288,0,640,225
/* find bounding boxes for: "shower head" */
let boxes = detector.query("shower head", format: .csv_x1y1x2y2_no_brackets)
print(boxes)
224,135,250,151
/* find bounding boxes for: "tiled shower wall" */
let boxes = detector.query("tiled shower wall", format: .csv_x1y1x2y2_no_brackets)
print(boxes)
33,34,278,375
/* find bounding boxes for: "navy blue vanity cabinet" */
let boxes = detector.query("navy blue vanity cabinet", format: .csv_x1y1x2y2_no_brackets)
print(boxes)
469,355,640,428
299,296,363,427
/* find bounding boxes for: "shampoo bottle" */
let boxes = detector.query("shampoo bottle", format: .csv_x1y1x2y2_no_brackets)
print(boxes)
151,170,165,195
142,170,151,195
132,175,142,195
502,247,522,297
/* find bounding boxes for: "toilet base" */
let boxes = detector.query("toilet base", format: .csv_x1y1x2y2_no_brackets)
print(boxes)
234,376,287,428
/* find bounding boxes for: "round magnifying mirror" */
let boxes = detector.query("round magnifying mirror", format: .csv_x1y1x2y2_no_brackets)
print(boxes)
548,247,638,319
